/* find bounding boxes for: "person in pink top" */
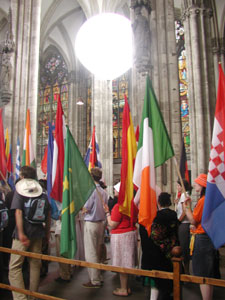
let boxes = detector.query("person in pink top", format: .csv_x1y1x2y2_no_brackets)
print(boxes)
104,200,138,296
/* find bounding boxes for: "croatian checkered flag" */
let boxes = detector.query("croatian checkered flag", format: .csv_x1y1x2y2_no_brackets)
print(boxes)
15,137,21,180
202,64,225,249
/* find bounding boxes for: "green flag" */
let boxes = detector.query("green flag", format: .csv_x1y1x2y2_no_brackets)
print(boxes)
60,127,96,259
141,76,174,167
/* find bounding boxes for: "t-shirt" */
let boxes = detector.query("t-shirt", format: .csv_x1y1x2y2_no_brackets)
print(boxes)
110,203,137,234
192,196,205,234
84,185,108,222
11,190,50,240
176,192,190,223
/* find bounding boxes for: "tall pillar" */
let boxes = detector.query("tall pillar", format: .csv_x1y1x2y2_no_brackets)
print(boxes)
4,0,41,165
182,1,216,181
131,0,181,195
92,78,113,194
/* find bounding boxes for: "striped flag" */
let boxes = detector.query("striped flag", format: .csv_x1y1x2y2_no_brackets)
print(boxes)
202,64,225,249
41,145,48,174
50,96,66,203
15,137,21,180
22,109,36,168
133,76,174,235
5,128,10,160
47,122,60,219
179,138,190,184
7,144,14,190
0,108,7,180
84,126,102,171
118,95,137,217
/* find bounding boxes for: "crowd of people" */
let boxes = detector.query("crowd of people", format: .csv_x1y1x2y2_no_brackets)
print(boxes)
0,166,222,300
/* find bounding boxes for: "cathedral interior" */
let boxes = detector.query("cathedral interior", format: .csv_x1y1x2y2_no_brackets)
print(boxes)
0,0,224,198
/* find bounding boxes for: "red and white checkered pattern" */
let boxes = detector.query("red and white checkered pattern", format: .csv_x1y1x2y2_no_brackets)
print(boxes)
208,118,225,184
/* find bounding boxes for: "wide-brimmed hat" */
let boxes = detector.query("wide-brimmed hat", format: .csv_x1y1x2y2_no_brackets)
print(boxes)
114,182,121,193
194,174,207,188
16,178,43,198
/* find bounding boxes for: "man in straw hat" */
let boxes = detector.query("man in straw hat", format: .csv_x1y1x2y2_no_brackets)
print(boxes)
82,167,108,288
8,166,51,300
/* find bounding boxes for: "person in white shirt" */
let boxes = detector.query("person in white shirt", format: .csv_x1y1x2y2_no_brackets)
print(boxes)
176,179,192,274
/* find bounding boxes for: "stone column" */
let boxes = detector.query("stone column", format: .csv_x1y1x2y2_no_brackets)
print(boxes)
182,1,216,182
131,0,181,195
92,78,113,195
4,0,41,166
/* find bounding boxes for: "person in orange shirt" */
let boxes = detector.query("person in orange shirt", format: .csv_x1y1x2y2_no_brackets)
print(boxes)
184,174,218,300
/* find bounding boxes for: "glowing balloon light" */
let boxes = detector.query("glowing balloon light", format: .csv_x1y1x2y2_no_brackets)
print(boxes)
75,13,133,80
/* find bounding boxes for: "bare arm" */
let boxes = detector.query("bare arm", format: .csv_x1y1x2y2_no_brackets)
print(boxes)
104,204,120,229
183,200,197,226
106,214,119,229
15,209,30,246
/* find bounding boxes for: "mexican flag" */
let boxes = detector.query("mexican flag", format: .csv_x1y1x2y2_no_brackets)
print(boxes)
133,76,174,235
60,127,96,259
22,109,36,168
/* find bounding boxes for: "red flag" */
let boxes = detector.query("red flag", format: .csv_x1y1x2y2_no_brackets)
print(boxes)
41,145,48,174
0,109,7,180
89,126,97,170
6,147,13,173
202,64,225,248
118,95,137,217
135,125,139,143
179,139,190,184
51,96,66,203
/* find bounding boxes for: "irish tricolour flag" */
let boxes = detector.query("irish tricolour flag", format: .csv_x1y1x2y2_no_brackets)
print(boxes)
133,76,174,235
22,109,36,168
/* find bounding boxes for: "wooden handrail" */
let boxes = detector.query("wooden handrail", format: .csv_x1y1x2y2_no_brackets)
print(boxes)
1,246,225,300
0,283,65,300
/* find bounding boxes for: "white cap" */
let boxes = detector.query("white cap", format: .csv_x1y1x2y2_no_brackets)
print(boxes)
114,182,121,193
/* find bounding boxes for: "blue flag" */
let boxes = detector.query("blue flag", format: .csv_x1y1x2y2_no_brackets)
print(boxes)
15,137,21,181
84,126,102,171
202,64,225,249
7,145,15,190
47,122,59,220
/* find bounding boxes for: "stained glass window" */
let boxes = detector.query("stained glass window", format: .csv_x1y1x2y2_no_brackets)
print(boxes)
37,49,69,164
175,20,190,160
112,72,130,160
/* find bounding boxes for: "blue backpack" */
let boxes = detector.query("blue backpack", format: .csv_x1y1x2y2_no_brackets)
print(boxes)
24,193,48,224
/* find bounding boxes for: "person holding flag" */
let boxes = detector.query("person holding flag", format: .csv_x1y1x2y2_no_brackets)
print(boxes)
133,75,174,297
82,167,108,288
184,64,225,300
103,95,138,296
184,174,219,300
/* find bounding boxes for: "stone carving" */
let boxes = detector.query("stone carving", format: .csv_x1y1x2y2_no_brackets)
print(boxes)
0,52,12,91
0,9,15,106
130,0,151,14
132,5,151,72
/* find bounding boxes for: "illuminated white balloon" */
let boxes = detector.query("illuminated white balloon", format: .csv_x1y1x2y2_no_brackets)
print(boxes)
75,13,133,80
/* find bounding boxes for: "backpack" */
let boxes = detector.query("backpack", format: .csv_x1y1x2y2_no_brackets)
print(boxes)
24,193,48,224
0,199,9,230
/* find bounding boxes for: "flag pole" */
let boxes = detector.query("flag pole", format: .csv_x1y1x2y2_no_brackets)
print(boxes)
173,156,188,199
0,170,12,190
